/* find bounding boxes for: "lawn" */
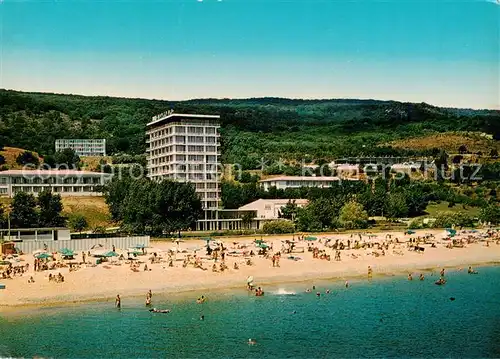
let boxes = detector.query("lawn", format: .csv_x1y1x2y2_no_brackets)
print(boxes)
424,201,481,218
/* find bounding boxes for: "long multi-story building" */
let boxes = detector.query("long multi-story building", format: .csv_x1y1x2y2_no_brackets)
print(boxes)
0,170,112,197
259,176,358,191
55,139,106,157
146,112,221,230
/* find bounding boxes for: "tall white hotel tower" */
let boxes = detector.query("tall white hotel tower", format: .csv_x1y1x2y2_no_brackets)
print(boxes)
146,111,221,230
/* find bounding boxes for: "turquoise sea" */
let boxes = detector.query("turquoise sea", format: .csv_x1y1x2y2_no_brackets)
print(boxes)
1,266,500,358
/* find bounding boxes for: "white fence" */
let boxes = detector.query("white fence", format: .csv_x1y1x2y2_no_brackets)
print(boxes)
14,236,150,253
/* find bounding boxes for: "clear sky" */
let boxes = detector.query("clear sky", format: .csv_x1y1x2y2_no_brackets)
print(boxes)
0,0,499,109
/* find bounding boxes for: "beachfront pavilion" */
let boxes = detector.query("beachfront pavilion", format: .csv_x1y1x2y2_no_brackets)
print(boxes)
0,227,71,249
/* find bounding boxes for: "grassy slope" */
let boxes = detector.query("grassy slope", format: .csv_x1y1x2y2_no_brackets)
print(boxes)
386,132,500,154
0,147,41,170
424,201,481,218
0,196,111,229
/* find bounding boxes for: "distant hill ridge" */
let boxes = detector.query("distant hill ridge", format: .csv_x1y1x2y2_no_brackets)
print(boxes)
0,89,499,167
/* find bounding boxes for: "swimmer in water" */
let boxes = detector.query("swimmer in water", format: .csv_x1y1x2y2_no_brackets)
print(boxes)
468,266,478,274
419,273,425,281
345,281,349,288
200,315,205,321
305,288,311,293
316,292,321,297
248,339,256,345
326,289,330,294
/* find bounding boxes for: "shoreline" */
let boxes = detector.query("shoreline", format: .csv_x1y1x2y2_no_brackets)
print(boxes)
2,258,498,312
2,228,499,311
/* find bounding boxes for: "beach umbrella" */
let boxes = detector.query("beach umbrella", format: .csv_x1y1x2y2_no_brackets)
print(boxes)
133,244,146,249
35,252,52,259
446,228,457,237
257,243,269,249
103,251,118,257
305,236,317,241
407,230,416,235
254,239,265,245
58,248,74,257
91,249,109,257
128,248,142,255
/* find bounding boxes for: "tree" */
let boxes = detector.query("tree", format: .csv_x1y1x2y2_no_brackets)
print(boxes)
239,171,259,183
480,205,500,224
279,200,299,220
262,220,295,234
37,189,66,227
54,148,80,169
68,214,88,233
458,145,468,154
339,201,369,229
384,192,409,220
16,151,39,166
403,184,429,217
10,192,38,228
432,211,474,228
43,155,57,168
104,175,133,221
0,204,7,229
295,206,323,232
452,155,463,164
434,150,449,182
117,178,203,235
240,211,254,229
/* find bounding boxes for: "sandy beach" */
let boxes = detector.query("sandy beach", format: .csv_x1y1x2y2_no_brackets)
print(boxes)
1,229,499,309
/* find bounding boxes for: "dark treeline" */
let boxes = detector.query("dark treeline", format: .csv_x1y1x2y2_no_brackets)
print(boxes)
104,175,203,236
1,90,499,167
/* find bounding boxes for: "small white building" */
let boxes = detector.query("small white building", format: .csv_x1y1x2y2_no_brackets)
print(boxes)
0,170,112,197
55,139,106,157
331,163,361,175
238,199,309,219
259,176,355,191
390,162,419,173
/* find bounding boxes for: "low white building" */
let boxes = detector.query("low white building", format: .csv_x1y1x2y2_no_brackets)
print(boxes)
259,176,356,191
390,162,419,173
238,198,309,219
0,170,112,197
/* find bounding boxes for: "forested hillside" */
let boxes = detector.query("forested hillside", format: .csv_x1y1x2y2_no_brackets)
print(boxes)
1,89,499,168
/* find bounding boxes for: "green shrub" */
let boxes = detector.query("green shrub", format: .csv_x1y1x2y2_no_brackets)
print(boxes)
432,211,474,228
262,220,295,234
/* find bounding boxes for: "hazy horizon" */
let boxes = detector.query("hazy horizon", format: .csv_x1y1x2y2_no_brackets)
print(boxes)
1,87,499,111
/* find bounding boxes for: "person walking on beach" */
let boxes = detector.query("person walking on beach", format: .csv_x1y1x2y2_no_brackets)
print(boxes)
419,273,425,281
440,268,445,277
115,294,121,308
368,266,373,278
